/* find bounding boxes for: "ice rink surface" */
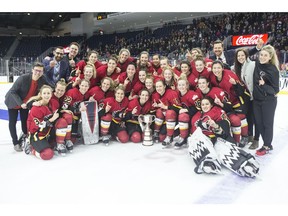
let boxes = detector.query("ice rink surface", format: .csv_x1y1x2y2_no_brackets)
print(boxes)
0,82,287,216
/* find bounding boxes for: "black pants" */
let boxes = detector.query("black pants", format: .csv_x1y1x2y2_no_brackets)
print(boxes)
247,100,260,140
8,108,29,145
253,98,277,148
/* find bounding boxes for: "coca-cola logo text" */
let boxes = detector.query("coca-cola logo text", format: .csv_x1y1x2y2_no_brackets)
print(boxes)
232,34,268,46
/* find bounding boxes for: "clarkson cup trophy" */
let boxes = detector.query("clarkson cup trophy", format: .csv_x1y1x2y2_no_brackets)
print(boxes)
138,114,155,146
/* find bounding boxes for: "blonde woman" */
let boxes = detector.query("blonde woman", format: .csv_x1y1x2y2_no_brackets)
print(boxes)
253,45,280,156
26,85,59,160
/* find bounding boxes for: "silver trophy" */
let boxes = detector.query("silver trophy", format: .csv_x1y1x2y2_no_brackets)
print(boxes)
138,114,155,146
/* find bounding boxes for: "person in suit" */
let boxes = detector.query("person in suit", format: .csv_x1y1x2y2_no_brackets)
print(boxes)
209,39,264,69
43,46,70,88
5,62,48,152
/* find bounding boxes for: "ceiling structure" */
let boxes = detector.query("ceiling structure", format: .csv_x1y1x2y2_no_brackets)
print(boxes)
0,12,83,34
0,12,224,36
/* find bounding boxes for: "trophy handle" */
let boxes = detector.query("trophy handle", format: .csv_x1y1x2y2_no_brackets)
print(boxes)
138,114,144,124
138,114,145,131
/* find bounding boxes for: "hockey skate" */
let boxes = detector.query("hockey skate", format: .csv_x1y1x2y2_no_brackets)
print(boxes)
174,137,187,149
162,136,173,148
238,136,248,148
56,143,67,156
65,140,74,153
153,131,159,143
23,137,32,155
18,133,27,148
102,135,110,146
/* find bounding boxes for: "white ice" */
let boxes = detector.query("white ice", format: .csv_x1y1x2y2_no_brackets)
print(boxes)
0,82,287,215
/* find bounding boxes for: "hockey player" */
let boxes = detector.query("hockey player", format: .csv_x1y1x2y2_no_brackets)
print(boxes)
129,68,147,100
193,57,211,81
69,63,97,90
61,79,90,154
26,79,70,155
87,77,115,104
98,85,129,145
124,89,152,143
74,50,103,77
209,61,250,147
177,60,198,90
174,75,201,149
152,79,181,147
117,62,139,97
162,66,177,90
191,96,234,144
117,48,137,73
96,56,120,85
26,85,59,160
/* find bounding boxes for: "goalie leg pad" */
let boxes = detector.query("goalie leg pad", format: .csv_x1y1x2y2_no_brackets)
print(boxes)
188,127,221,175
214,137,260,178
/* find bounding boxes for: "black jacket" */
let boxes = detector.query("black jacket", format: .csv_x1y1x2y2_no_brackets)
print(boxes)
5,74,48,109
253,60,279,101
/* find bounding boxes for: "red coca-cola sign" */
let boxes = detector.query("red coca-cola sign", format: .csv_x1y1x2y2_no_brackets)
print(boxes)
232,34,268,46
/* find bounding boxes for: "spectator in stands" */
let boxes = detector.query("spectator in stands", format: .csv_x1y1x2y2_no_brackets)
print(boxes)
43,46,70,87
5,62,48,152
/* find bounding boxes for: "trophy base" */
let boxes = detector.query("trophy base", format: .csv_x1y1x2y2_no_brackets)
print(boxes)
142,141,153,146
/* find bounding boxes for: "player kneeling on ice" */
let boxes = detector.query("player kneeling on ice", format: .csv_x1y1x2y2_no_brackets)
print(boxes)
189,97,260,177
189,96,235,174
60,79,90,154
98,85,129,145
26,85,59,160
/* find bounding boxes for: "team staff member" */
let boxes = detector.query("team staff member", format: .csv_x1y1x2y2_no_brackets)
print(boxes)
253,45,280,156
5,62,48,152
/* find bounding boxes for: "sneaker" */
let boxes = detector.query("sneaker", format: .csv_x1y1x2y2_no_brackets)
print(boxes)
239,136,248,148
153,131,159,143
65,140,74,152
249,140,259,150
102,135,110,146
56,143,67,156
174,137,187,149
256,145,273,156
248,136,254,143
162,136,173,147
14,144,23,152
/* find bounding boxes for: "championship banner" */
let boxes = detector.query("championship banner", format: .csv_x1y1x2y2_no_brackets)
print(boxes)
232,34,268,46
